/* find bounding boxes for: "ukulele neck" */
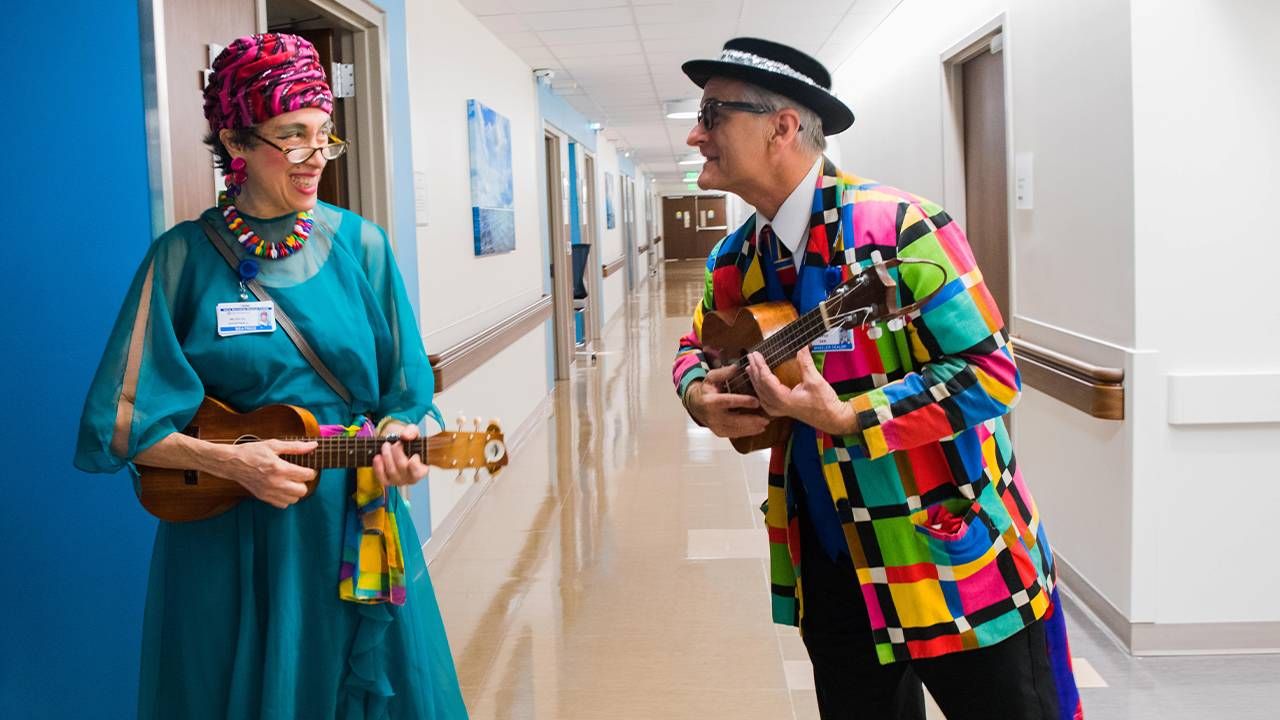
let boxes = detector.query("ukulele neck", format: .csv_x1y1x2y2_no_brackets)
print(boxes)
287,436,440,470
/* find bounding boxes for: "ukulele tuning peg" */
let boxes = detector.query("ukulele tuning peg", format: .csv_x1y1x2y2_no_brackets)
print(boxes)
472,418,482,433
455,415,467,432
866,324,883,340
887,317,905,332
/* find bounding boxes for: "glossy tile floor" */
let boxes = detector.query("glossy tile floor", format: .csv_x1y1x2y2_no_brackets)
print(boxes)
428,261,1280,719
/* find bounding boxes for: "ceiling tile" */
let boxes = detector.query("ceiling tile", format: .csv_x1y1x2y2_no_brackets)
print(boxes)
497,31,545,49
553,40,644,58
510,0,633,11
520,7,634,31
536,24,637,45
640,36,722,55
633,0,741,24
458,0,513,15
514,47,559,67
560,53,650,69
477,14,528,33
637,23,706,42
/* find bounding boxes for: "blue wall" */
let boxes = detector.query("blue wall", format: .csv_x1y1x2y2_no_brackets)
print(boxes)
0,2,421,716
2,3,156,718
375,0,421,321
537,83,598,151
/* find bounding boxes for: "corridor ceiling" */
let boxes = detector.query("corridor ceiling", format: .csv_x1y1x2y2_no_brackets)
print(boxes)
458,0,901,181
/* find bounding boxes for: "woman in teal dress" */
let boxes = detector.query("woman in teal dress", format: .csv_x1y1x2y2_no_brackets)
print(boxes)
74,33,467,719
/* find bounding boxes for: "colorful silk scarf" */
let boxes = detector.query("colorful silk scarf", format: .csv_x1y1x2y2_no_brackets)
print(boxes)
321,418,407,606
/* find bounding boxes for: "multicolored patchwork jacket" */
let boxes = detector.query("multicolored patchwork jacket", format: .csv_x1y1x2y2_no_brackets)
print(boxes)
672,159,1061,665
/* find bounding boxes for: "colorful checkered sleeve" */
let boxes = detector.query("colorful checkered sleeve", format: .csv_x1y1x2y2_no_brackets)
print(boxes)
672,250,720,402
850,200,1020,460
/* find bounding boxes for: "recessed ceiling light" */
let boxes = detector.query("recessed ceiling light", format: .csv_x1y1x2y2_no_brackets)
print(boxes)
664,99,699,120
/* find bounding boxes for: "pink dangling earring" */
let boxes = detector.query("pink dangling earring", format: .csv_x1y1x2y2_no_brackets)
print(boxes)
225,157,248,199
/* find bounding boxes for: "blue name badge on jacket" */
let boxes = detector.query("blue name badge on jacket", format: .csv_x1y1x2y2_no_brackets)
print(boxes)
811,327,854,352
216,301,277,337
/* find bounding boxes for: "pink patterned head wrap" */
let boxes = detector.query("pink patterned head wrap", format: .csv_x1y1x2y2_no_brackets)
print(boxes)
203,33,334,133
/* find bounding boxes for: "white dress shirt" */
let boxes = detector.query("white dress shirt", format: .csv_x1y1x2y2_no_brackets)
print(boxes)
754,157,823,269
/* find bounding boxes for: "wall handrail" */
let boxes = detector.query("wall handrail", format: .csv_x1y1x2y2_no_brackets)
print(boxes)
427,295,553,391
1012,337,1124,384
602,257,626,277
1010,336,1124,420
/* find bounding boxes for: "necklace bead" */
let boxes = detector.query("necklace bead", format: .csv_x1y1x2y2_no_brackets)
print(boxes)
218,193,313,259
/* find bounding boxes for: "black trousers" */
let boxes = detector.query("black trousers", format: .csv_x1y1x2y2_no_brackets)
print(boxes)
797,506,1062,720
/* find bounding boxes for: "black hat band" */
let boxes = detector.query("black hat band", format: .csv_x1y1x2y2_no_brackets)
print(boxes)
718,49,820,88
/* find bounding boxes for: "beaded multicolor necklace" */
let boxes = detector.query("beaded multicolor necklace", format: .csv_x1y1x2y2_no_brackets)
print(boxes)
218,192,314,259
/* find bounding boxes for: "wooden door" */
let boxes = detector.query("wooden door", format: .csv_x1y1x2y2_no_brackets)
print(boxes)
163,0,258,223
662,196,699,259
294,28,350,210
962,46,1010,321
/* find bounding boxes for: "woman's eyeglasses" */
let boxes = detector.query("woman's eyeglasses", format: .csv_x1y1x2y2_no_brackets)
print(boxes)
697,100,771,131
252,132,349,164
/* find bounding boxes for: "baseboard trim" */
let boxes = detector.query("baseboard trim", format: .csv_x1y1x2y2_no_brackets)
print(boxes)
1056,554,1280,656
1054,554,1134,650
422,389,555,566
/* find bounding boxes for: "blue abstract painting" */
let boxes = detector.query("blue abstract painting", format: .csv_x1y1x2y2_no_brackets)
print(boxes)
467,99,515,255
604,172,616,229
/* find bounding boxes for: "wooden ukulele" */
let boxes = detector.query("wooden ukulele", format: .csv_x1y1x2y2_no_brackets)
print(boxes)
136,397,509,522
700,258,945,453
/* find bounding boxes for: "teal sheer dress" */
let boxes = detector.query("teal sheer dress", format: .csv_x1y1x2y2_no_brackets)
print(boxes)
75,203,468,719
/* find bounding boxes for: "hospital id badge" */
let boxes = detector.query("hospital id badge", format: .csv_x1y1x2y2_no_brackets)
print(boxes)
811,328,854,352
216,301,277,337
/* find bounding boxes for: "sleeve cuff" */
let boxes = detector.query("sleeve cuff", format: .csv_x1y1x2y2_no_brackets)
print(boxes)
680,377,707,427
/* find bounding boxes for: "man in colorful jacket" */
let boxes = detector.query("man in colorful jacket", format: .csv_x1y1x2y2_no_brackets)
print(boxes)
672,38,1083,720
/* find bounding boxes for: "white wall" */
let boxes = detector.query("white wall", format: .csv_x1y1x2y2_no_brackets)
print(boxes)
828,0,1141,617
834,0,1280,633
593,141,627,325
406,0,551,532
1129,0,1280,624
630,172,654,283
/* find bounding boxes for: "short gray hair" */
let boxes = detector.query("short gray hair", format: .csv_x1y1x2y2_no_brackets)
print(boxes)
738,83,826,154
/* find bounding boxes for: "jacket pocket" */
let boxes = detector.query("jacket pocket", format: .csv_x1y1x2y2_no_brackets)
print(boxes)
912,497,996,566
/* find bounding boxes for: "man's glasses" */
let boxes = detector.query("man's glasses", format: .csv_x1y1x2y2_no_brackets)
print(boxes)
252,132,349,164
697,100,771,131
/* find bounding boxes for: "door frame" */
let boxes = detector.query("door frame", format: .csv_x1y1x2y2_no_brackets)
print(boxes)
139,0,392,240
940,13,1016,330
621,175,636,291
580,150,604,345
543,125,574,381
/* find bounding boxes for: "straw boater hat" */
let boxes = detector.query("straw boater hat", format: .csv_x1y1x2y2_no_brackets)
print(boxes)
682,37,855,135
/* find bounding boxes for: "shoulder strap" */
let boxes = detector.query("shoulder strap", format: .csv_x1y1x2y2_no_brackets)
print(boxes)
198,218,354,407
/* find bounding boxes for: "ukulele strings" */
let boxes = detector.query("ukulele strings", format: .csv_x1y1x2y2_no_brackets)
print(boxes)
721,272,876,395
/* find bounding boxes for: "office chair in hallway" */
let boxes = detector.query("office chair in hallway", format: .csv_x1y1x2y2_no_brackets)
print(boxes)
570,243,597,365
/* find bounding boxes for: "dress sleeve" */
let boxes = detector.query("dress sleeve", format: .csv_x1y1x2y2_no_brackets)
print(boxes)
357,221,442,429
846,200,1021,460
74,234,205,474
